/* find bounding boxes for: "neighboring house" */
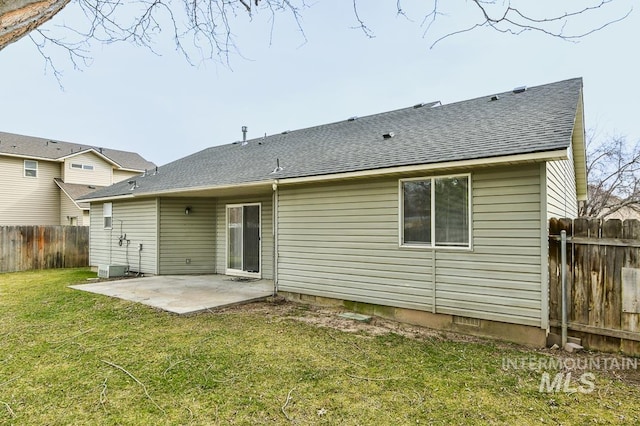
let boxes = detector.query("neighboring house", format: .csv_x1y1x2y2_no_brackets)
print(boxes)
582,187,640,220
80,78,587,345
0,132,156,226
602,205,640,220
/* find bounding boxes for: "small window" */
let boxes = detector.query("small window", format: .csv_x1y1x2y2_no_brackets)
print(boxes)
103,202,113,229
70,163,94,171
24,160,38,177
400,174,471,248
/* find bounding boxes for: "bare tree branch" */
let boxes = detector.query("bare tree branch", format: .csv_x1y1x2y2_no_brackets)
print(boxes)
580,132,640,218
350,0,375,38
430,0,632,48
0,1,631,75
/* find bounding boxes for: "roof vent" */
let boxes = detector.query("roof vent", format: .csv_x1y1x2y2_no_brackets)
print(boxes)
241,126,248,146
270,158,284,174
382,132,395,139
431,101,442,108
128,180,138,191
490,95,499,101
347,116,358,122
513,86,527,94
413,102,426,109
281,130,290,135
88,185,96,189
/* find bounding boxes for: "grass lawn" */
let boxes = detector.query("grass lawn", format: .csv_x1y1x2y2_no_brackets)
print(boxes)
1,268,639,425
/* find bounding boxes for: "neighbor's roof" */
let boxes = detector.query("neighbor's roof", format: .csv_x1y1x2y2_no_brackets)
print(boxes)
0,131,156,171
81,78,583,201
54,178,104,209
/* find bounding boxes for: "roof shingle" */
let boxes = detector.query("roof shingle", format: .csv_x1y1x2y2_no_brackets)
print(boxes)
81,78,583,201
0,132,156,171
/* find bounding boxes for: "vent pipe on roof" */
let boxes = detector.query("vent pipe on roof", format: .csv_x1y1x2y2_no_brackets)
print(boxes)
513,86,527,94
490,95,499,101
382,132,395,139
241,126,248,146
271,158,284,174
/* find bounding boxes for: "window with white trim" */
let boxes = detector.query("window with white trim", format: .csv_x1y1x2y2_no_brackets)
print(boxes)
400,174,471,248
103,202,113,229
24,160,38,177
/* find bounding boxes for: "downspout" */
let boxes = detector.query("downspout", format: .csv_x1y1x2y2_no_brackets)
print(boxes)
272,180,279,296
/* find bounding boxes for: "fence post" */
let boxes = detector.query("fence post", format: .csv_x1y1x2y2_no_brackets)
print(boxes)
561,229,567,347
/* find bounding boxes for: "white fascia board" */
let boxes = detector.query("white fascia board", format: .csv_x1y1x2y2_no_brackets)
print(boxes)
280,149,569,185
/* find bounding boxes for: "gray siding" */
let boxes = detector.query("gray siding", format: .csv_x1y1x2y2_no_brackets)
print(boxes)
215,194,273,279
158,198,216,274
89,198,158,274
435,166,543,326
277,179,432,309
547,146,578,218
277,164,544,327
0,156,61,225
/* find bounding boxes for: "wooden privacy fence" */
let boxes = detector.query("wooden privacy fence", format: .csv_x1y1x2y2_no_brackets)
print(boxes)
0,226,89,273
549,217,640,355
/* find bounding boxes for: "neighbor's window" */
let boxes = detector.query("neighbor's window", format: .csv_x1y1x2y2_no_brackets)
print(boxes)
401,174,470,248
24,160,38,177
71,163,94,171
103,202,113,229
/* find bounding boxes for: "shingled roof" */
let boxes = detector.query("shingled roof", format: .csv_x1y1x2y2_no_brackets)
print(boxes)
81,78,584,201
0,132,156,171
54,178,103,209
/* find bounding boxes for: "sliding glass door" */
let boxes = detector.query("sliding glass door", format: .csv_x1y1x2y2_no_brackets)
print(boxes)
226,204,261,276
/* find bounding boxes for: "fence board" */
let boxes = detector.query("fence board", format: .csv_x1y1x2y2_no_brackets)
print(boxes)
0,226,89,273
550,218,640,356
573,218,590,325
621,220,640,354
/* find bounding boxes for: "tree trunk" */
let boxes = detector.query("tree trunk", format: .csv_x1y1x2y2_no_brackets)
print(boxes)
0,0,70,50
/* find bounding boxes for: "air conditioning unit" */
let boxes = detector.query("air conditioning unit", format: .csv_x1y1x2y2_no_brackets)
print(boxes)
98,265,127,278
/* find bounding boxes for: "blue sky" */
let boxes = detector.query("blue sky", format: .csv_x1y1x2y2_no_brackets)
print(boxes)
0,1,637,166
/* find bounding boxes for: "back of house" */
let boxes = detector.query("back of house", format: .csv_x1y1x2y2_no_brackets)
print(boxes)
80,78,587,345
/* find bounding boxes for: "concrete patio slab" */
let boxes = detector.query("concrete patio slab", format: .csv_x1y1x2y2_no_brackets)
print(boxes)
69,275,274,314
